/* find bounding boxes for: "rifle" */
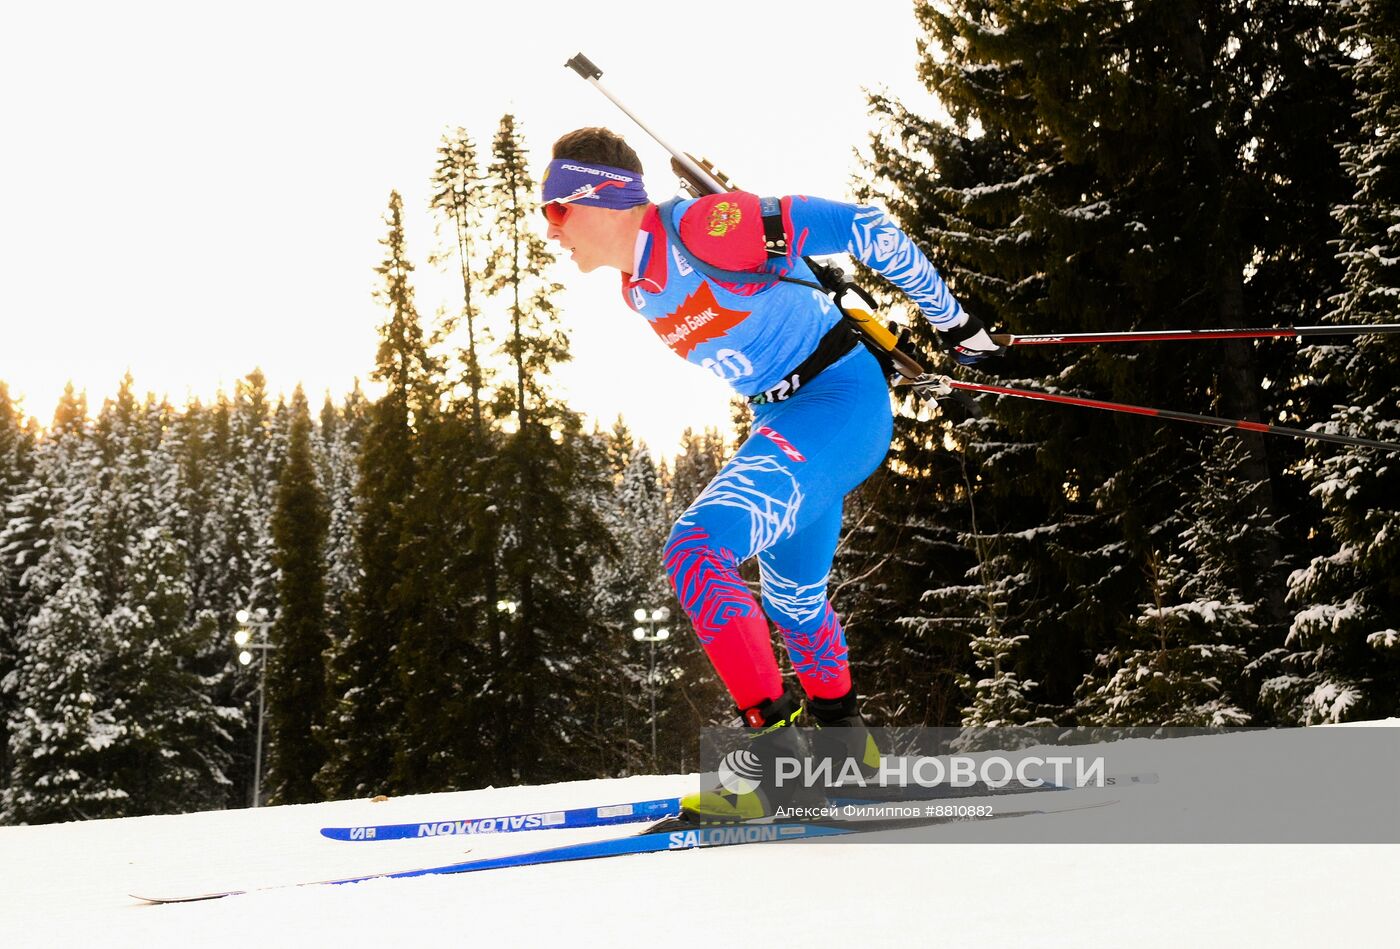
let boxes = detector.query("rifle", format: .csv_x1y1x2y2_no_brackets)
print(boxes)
564,52,928,382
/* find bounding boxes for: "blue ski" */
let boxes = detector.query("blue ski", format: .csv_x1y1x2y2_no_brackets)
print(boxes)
373,820,852,881
133,799,1117,903
318,772,1155,843
319,797,682,841
372,797,1120,884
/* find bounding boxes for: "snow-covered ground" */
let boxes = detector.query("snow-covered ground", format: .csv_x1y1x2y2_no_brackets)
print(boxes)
2,727,1396,948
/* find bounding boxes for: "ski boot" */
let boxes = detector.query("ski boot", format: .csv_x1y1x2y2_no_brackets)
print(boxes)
680,690,831,824
806,687,883,783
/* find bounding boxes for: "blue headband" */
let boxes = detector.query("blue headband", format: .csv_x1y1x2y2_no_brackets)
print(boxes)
541,159,649,210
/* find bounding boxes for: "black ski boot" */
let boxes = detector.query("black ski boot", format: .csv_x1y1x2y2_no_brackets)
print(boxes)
680,691,831,823
806,688,883,783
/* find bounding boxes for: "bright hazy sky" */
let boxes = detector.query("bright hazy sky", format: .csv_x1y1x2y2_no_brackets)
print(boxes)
2,1,940,456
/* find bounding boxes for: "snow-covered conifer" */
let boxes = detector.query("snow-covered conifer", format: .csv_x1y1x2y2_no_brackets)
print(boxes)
318,192,431,799
1270,0,1400,723
1077,441,1261,727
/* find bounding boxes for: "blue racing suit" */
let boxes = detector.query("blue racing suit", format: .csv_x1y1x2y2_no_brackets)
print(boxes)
623,192,966,709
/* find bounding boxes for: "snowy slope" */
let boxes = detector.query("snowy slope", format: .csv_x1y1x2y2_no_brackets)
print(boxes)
2,728,1396,949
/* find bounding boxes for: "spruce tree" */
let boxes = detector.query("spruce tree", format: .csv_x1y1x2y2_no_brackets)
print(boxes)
232,371,281,613
0,383,34,790
4,381,246,820
317,384,367,665
602,416,636,481
1,387,86,655
2,471,114,822
78,385,234,815
481,114,609,782
1076,440,1259,727
1,388,110,822
938,497,1055,740
484,114,569,431
266,386,330,804
310,388,366,784
430,126,492,436
377,129,504,794
1269,0,1400,723
390,408,496,794
197,375,281,640
668,426,727,521
590,446,670,774
319,192,433,798
188,391,232,619
393,146,505,790
862,0,1355,724
100,392,233,815
833,394,979,727
3,385,231,820
170,396,218,641
194,372,283,807
89,376,145,606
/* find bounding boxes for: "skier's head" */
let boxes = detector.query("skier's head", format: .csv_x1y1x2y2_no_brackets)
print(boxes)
543,127,649,274
551,127,643,176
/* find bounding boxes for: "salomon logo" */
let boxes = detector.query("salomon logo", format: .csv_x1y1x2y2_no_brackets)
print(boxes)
718,748,763,795
413,813,561,837
668,825,793,849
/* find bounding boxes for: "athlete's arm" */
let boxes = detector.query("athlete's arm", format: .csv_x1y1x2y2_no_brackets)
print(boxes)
677,193,1001,364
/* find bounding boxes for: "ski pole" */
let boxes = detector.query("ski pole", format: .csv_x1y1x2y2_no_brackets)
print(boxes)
909,376,1400,453
990,323,1400,347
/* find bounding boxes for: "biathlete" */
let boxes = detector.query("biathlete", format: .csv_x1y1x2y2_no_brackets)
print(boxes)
541,127,1001,822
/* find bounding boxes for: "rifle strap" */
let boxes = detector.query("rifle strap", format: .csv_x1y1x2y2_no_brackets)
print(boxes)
759,196,788,259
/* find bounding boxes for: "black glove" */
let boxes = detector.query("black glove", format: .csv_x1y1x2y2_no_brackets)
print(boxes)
937,313,1003,366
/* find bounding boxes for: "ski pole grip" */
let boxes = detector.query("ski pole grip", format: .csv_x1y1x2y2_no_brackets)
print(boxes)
845,308,899,352
566,53,602,80
841,310,924,379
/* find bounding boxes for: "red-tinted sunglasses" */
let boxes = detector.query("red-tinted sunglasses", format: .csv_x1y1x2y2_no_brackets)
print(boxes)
541,202,572,227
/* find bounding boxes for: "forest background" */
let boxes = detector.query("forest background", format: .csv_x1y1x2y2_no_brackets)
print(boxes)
1,0,1397,822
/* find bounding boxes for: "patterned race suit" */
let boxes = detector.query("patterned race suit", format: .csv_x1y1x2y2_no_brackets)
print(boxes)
626,192,966,709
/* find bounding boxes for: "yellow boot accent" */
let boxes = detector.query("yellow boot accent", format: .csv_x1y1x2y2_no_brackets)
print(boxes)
679,788,768,823
862,732,882,772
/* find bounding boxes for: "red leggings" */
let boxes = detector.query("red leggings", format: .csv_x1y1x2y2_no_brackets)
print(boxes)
663,348,893,711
